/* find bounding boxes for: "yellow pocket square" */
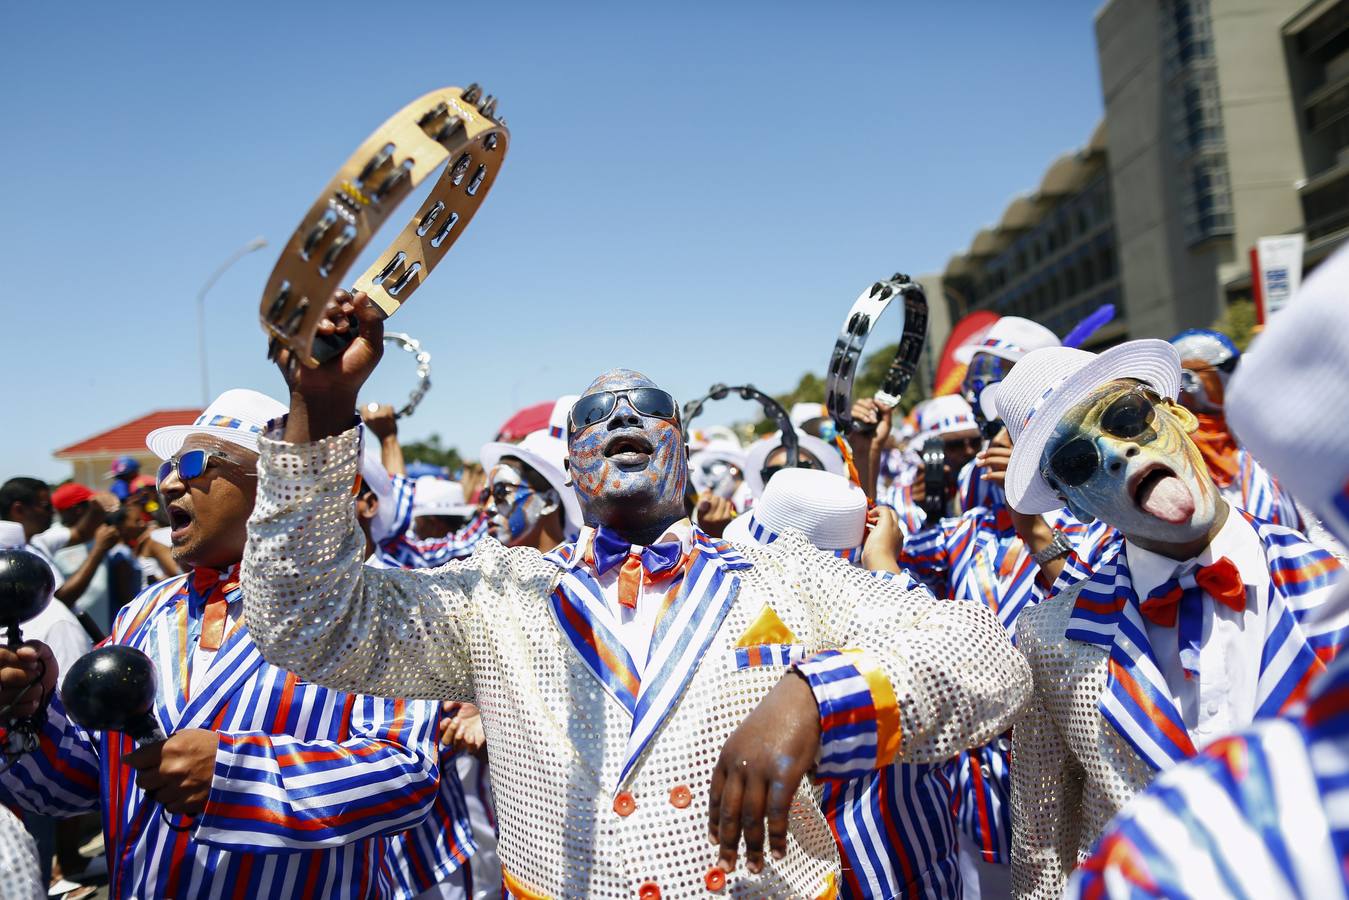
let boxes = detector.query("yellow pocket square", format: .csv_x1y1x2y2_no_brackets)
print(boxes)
735,604,797,647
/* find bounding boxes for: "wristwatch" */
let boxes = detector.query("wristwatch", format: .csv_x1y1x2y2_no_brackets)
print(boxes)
1032,528,1074,566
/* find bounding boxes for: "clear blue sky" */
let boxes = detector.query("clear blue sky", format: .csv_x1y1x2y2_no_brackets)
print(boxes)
2,1,1104,481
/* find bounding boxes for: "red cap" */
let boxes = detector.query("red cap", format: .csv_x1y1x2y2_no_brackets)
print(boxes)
50,483,94,511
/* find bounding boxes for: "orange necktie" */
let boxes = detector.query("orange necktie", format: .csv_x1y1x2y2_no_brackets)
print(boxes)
192,567,236,651
616,551,689,610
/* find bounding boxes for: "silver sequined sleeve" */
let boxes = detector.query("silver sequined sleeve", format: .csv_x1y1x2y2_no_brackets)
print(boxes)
782,534,1031,764
244,425,482,701
1010,601,1082,900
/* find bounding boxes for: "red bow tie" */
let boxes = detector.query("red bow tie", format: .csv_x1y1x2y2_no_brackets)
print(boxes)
1139,556,1246,628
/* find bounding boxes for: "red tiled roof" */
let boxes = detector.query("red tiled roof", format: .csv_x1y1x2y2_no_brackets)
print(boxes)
54,408,203,458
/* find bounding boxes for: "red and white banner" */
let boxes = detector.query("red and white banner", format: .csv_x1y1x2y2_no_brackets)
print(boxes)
1250,234,1305,324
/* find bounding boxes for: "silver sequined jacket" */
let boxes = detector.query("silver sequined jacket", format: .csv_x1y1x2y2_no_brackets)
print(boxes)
1010,585,1156,900
242,426,1031,899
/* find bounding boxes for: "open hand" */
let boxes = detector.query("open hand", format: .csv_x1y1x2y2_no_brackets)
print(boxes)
123,728,219,817
975,427,1012,486
708,672,821,874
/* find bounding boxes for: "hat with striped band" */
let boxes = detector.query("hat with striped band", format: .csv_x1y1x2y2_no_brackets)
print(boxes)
996,340,1181,515
723,467,866,554
914,394,979,440
954,316,1061,364
146,389,288,460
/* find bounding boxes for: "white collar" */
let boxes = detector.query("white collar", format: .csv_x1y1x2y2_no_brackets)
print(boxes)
1125,506,1268,600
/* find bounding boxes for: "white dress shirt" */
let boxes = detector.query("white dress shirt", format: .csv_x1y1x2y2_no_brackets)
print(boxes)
189,592,243,698
1125,509,1270,748
586,519,693,672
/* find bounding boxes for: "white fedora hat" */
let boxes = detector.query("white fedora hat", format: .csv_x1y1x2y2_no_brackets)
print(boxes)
146,388,288,460
1229,246,1349,542
480,400,583,536
997,340,1181,514
743,429,846,498
723,468,866,552
412,477,476,519
914,395,979,441
955,316,1061,364
790,402,828,428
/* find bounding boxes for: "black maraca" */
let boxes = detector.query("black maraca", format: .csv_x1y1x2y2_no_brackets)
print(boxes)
62,645,167,745
0,547,54,647
0,547,56,770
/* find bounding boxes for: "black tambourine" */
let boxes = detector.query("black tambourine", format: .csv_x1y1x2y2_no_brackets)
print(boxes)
825,274,929,436
682,384,799,471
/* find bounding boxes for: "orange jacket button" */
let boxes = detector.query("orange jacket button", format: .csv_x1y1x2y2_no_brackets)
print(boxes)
613,792,636,817
638,880,661,900
704,866,727,892
669,785,692,808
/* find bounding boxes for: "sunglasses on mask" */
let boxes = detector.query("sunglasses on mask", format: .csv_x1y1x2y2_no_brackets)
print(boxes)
1042,386,1160,490
156,449,246,489
569,388,678,433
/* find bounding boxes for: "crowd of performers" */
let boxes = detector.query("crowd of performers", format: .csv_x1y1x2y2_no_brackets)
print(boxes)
1,246,1348,900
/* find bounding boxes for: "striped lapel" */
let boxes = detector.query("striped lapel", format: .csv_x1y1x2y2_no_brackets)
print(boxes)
618,530,751,787
550,565,642,718
1065,552,1196,771
1247,512,1341,716
178,619,266,731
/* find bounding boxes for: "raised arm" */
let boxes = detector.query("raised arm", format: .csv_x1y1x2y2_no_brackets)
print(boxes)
244,291,480,700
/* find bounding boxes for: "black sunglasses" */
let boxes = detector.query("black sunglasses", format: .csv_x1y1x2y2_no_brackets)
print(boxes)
569,388,678,433
1043,387,1159,490
760,455,822,487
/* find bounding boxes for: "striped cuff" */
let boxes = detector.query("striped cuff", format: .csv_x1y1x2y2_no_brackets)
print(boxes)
796,649,902,780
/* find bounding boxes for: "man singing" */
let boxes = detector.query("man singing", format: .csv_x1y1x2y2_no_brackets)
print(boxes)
0,389,443,898
241,291,1030,898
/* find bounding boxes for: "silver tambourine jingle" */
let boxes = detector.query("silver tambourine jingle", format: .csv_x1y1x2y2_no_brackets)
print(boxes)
382,332,432,419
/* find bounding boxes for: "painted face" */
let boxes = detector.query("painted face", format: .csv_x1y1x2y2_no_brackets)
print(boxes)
690,458,743,499
485,460,556,546
1040,378,1221,543
567,368,688,533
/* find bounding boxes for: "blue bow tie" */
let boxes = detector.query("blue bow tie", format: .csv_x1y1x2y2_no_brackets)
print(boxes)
590,526,684,578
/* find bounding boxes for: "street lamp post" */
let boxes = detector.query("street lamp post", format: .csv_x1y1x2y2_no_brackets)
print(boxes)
196,236,268,406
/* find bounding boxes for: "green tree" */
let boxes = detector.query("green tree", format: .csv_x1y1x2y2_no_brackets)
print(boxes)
400,433,464,473
1211,298,1258,351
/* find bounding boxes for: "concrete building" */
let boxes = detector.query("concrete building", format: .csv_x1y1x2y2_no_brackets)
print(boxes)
938,122,1128,349
936,0,1348,345
1283,0,1349,258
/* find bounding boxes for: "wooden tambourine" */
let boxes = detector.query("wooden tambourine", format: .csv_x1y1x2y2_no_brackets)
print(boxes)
824,274,929,435
260,85,508,367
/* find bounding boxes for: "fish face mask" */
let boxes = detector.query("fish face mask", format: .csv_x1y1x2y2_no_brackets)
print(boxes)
1040,378,1221,543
